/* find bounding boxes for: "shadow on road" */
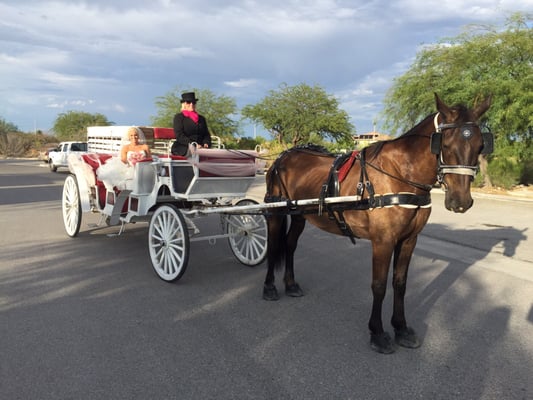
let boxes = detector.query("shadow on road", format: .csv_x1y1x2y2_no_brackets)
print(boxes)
423,222,528,258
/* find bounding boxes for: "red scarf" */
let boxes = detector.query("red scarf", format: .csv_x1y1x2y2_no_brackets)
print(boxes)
182,110,199,124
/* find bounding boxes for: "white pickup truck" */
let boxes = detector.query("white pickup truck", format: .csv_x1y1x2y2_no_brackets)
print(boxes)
48,141,88,172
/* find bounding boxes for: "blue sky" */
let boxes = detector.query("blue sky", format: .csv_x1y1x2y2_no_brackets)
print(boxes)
0,0,531,138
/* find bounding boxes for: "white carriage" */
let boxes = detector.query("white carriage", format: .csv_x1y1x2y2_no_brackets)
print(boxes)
62,126,268,282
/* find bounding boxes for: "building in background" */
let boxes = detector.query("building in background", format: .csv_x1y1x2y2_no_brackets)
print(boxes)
352,131,391,150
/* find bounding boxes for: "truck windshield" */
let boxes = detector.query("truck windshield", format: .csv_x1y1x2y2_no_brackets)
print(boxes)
72,143,88,151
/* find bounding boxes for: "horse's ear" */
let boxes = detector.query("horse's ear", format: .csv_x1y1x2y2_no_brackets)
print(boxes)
473,94,492,119
434,93,452,120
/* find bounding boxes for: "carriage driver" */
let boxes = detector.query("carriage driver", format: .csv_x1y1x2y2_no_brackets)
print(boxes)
171,92,212,156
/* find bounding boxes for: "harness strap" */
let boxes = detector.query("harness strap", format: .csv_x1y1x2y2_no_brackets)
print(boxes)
265,192,432,216
357,149,376,199
439,165,477,177
266,145,432,246
365,193,432,209
330,209,357,244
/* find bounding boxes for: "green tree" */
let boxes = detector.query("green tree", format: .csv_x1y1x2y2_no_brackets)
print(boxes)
52,111,112,141
381,13,532,186
151,87,240,143
0,118,21,157
0,118,19,134
241,83,354,146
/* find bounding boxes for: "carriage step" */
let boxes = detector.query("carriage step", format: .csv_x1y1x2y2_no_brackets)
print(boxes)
109,190,132,225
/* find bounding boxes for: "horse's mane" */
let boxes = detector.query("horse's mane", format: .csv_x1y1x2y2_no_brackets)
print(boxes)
287,143,335,156
365,111,439,159
399,113,437,138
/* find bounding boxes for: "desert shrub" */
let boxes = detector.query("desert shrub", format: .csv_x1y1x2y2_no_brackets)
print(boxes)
0,132,33,157
487,157,522,189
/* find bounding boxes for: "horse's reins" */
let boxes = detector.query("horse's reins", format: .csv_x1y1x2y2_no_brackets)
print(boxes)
361,155,433,193
362,113,482,192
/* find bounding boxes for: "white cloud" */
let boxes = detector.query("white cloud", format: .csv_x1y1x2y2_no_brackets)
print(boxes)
0,0,530,133
224,79,259,88
111,103,127,113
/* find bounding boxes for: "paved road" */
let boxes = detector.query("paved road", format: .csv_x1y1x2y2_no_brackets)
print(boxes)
1,159,532,400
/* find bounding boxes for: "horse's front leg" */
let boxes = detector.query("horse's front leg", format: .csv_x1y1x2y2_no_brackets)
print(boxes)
368,241,396,354
391,236,421,349
283,215,305,297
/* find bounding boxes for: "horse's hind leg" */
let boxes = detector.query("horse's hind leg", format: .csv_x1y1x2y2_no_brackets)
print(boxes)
391,236,421,349
283,214,305,297
263,213,286,300
368,242,396,354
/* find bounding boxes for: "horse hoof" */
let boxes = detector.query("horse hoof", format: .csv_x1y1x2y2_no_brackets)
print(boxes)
394,327,421,349
285,283,304,297
263,285,280,301
370,332,397,354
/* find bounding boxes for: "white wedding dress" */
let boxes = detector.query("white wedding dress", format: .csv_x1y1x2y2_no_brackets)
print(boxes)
96,150,147,190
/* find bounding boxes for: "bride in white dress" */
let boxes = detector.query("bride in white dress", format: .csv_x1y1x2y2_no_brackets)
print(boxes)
96,127,152,190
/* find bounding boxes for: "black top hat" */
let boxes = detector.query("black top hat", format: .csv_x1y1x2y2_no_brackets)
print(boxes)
180,92,198,103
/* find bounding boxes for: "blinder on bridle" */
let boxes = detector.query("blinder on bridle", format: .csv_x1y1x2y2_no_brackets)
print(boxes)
430,124,494,155
430,113,494,183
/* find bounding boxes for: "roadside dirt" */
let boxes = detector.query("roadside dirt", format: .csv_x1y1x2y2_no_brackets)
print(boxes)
471,184,533,199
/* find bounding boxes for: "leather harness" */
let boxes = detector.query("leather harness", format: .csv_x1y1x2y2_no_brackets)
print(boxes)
266,145,432,244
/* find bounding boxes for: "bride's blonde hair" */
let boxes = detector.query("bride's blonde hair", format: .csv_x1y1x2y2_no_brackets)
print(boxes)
123,126,146,145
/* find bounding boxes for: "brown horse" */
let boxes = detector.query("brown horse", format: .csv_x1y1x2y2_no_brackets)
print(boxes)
263,93,492,354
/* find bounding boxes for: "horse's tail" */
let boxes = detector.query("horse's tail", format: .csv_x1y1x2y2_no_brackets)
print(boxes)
267,213,287,271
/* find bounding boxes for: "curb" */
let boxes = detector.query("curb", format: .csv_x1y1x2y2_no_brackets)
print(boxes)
431,188,533,203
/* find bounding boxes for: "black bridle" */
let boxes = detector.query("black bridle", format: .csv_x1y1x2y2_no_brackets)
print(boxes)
430,113,494,184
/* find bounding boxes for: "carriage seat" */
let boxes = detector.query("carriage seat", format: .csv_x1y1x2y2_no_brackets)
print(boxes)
158,149,257,178
194,149,257,177
152,127,177,155
82,153,155,205
153,127,175,140
80,153,114,209
82,153,113,171
152,127,257,177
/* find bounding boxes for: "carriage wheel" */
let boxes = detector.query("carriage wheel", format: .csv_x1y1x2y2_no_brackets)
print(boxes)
227,199,268,267
62,174,82,237
148,204,190,282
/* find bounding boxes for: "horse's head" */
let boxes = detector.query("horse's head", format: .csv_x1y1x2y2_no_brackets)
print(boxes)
431,93,492,213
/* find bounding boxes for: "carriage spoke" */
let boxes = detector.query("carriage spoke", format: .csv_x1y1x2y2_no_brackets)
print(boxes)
62,174,82,237
226,200,268,267
148,205,189,282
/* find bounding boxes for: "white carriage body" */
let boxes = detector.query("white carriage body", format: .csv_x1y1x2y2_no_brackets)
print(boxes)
69,126,259,221
62,125,269,283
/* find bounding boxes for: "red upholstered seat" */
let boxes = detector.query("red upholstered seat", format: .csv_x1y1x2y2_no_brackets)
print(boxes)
153,127,175,140
81,153,117,209
157,154,188,161
82,153,113,170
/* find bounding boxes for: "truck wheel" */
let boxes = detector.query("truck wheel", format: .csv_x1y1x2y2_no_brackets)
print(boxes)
49,160,58,172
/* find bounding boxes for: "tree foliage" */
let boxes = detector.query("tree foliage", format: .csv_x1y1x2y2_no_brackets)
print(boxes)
0,117,33,157
381,13,532,170
0,118,19,134
151,87,239,142
241,83,354,146
52,111,112,141
0,132,33,157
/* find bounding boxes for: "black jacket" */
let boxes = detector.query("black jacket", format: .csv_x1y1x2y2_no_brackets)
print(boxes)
171,112,211,156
